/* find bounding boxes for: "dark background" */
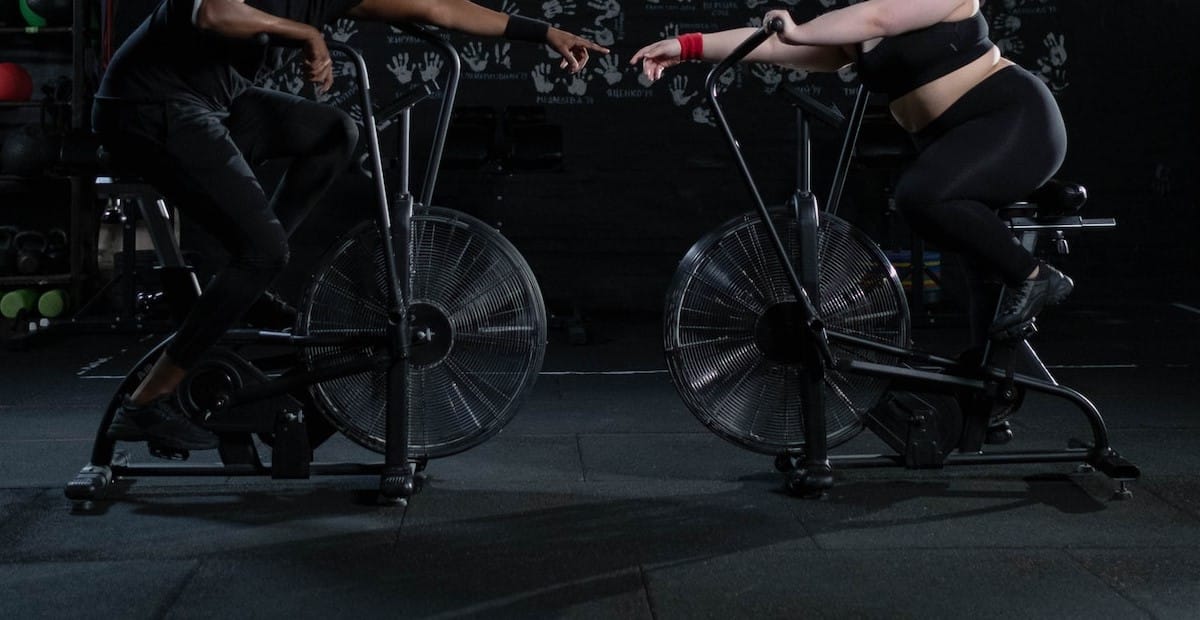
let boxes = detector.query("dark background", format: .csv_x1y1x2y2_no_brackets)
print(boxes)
288,0,1200,314
6,0,1199,316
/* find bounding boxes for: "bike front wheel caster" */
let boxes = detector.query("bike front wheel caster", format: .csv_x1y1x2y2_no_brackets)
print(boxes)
784,464,834,499
378,464,426,506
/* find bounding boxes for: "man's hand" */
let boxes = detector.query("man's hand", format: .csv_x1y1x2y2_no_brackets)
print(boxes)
546,27,610,73
302,32,334,93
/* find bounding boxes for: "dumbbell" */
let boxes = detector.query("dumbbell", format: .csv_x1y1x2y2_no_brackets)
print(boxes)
38,288,69,319
14,230,47,275
1,288,37,320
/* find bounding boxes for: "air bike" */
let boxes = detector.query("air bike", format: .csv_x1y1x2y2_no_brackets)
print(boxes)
661,20,1140,499
66,25,547,508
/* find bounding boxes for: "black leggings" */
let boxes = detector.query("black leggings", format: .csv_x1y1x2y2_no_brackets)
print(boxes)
894,65,1066,342
896,65,1066,287
93,88,358,369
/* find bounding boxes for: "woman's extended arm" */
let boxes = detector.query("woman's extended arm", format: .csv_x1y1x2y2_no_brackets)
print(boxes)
348,0,608,72
631,27,849,83
632,0,970,83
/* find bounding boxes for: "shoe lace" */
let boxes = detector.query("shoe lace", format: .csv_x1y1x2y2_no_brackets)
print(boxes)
1000,280,1036,315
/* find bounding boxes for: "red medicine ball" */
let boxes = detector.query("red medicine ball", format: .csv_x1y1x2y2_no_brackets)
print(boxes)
0,63,34,101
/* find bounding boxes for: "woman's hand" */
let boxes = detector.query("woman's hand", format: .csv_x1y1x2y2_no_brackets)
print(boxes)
630,37,683,83
302,31,334,93
547,28,610,73
763,9,805,45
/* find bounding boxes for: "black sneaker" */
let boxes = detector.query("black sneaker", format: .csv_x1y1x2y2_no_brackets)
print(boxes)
990,263,1074,339
107,394,220,450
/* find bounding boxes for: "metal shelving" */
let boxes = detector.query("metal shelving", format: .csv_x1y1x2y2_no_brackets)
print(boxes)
1,2,93,308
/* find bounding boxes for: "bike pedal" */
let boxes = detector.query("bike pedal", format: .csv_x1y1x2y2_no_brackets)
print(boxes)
992,319,1038,343
984,422,1014,445
148,442,191,461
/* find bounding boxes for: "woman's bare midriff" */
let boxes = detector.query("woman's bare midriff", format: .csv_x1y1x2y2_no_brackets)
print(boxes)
887,47,1014,133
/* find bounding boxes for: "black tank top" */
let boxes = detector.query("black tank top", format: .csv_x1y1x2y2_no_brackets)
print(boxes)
855,11,992,100
98,0,362,109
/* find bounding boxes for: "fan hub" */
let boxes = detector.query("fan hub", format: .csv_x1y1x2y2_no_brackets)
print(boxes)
408,301,454,367
754,302,817,366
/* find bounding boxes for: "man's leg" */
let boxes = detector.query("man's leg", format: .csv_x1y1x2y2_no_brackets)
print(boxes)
108,108,290,450
226,87,359,235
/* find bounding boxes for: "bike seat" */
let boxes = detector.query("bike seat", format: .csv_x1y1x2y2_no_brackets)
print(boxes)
998,179,1088,219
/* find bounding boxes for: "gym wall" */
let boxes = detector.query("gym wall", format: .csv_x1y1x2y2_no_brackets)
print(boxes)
286,0,1198,312
49,1,1200,313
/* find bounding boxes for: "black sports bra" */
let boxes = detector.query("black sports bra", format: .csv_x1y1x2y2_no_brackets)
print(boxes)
855,11,993,100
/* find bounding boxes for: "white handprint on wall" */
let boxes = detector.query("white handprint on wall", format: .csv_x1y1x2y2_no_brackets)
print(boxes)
283,65,305,95
669,75,695,106
996,37,1025,56
581,26,615,47
1036,32,1069,91
751,64,783,93
532,63,556,93
333,60,356,79
387,53,414,84
462,42,489,72
587,0,621,25
494,43,513,69
787,68,809,83
566,74,589,96
596,55,623,85
328,19,357,43
420,53,445,83
542,0,577,19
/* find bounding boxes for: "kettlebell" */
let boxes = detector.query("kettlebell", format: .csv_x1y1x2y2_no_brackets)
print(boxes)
14,230,47,275
44,228,67,273
0,226,18,275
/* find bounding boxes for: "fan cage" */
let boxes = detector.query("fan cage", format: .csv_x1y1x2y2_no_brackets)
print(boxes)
298,207,547,457
665,209,910,455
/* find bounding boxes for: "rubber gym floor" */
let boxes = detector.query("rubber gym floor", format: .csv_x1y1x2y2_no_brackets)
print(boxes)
0,300,1197,619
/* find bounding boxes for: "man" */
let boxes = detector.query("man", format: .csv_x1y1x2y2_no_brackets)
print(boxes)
94,0,607,449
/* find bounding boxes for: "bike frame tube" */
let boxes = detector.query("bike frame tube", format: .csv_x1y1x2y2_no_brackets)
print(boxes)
395,23,462,210
826,85,869,216
329,42,405,317
704,21,832,367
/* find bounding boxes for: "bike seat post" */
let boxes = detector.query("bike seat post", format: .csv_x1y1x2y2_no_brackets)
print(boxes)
791,109,821,306
796,107,812,200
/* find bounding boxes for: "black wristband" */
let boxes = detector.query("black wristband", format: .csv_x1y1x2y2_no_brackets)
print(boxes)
504,15,550,43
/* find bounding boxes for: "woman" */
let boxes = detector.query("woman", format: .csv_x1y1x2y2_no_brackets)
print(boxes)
96,0,608,451
633,0,1072,344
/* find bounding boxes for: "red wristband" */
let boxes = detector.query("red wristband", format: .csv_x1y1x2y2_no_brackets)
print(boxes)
677,32,704,61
